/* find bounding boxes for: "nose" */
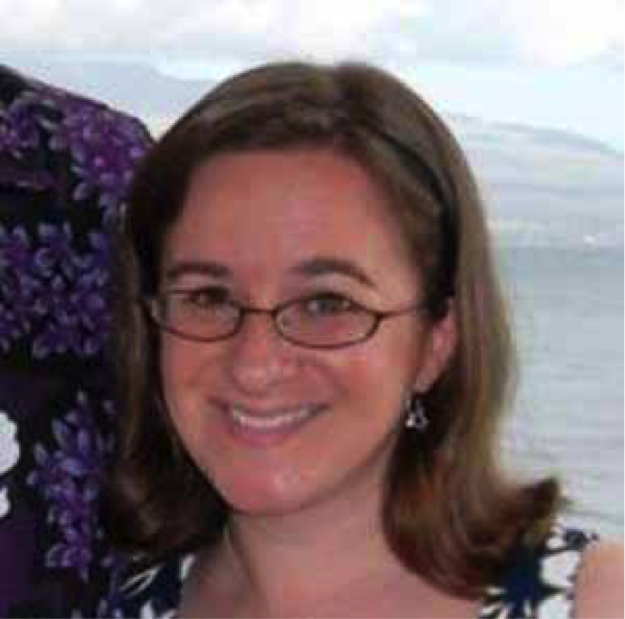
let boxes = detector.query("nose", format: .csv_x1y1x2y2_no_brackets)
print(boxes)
226,310,299,395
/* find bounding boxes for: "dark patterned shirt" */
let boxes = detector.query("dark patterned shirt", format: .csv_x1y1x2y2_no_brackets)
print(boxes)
112,523,598,619
0,64,152,617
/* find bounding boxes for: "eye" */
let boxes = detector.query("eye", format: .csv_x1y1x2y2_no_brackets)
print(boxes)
301,293,360,316
176,286,232,310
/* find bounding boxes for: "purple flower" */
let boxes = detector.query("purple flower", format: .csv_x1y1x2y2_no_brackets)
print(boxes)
43,93,150,222
0,90,58,189
34,223,76,277
0,301,22,351
0,225,31,271
0,91,41,158
27,391,115,582
0,224,116,357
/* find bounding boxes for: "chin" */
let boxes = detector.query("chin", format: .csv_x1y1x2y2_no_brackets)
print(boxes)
212,469,321,517
223,487,312,518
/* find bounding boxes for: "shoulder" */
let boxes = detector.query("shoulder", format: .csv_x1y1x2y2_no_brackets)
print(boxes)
575,539,624,618
1,63,151,196
479,523,600,619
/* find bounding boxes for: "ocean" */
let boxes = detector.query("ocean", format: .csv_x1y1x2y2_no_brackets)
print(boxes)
497,246,623,539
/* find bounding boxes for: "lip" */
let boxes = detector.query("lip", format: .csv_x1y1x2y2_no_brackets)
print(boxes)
216,400,326,448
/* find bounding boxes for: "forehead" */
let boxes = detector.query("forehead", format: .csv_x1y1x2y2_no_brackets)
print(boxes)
164,149,418,289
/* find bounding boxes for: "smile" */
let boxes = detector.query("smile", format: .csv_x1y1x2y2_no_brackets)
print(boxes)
221,403,326,445
229,406,320,429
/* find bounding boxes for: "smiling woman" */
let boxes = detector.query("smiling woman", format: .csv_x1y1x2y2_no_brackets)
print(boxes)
103,61,622,618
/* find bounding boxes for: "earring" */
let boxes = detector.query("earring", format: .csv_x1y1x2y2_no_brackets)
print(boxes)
404,392,428,431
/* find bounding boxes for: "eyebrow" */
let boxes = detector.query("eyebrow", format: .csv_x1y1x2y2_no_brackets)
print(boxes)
289,256,377,289
163,255,377,289
164,261,232,283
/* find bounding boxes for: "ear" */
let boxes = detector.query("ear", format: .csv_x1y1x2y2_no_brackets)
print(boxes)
413,300,457,393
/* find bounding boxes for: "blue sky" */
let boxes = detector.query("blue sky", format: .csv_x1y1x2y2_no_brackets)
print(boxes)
2,0,623,150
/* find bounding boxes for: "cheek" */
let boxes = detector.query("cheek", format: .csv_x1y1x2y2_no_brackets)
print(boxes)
159,337,214,421
161,339,188,402
344,327,422,393
324,337,416,428
159,339,224,480
160,342,194,445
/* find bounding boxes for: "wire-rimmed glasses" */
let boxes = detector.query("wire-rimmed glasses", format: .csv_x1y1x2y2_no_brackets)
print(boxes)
142,287,425,350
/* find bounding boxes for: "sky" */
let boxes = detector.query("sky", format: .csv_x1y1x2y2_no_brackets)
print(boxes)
1,0,624,150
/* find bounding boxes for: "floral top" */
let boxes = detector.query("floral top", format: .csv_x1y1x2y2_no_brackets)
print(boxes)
112,524,598,619
0,65,152,617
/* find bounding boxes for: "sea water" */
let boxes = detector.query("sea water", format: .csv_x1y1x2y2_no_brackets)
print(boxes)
498,246,623,539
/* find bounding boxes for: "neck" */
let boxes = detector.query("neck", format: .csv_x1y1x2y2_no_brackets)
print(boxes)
215,480,408,615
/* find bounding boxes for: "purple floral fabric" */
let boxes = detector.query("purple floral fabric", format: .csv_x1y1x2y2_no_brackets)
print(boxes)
0,65,152,617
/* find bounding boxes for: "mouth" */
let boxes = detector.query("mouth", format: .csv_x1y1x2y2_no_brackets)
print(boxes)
218,402,327,446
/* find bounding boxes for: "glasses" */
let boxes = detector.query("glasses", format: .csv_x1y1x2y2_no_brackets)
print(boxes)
142,287,426,350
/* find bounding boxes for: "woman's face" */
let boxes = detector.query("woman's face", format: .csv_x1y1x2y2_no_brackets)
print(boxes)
159,149,455,517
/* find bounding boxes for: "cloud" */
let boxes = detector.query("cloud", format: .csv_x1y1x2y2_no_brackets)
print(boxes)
382,0,624,68
1,0,425,60
496,0,624,67
1,0,622,70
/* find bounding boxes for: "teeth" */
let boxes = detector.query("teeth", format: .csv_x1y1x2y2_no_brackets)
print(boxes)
229,406,317,430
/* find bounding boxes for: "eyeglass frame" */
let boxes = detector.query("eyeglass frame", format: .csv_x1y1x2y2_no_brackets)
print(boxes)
140,289,428,350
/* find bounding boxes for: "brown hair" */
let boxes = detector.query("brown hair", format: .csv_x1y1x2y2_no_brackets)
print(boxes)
104,61,562,597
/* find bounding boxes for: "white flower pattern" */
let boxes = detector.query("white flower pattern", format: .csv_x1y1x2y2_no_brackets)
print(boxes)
476,525,598,619
113,524,598,618
0,410,21,519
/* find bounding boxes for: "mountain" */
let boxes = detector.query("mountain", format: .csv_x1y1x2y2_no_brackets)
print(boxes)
447,115,623,247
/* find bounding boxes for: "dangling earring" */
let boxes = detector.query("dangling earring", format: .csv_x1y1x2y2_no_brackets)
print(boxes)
404,392,428,431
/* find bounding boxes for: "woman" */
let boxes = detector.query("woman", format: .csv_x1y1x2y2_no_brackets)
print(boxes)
105,61,622,618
